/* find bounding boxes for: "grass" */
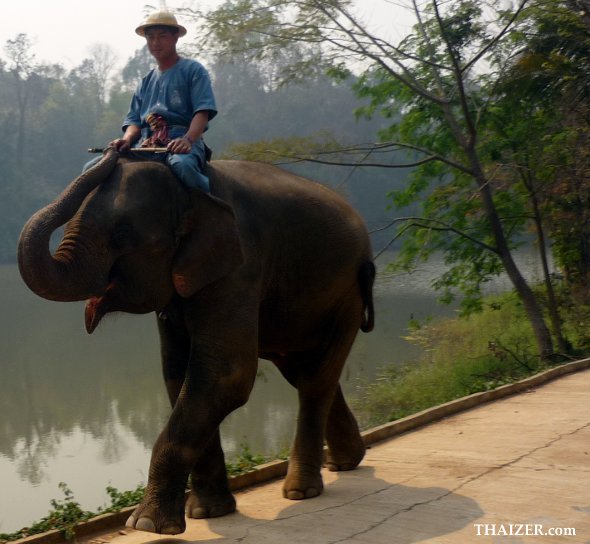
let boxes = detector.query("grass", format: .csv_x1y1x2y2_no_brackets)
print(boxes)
225,443,288,476
352,290,588,428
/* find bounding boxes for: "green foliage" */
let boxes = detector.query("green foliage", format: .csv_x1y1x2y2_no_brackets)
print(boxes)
486,3,590,291
225,443,274,476
0,483,147,541
99,485,146,514
353,291,561,428
0,482,148,542
0,483,94,542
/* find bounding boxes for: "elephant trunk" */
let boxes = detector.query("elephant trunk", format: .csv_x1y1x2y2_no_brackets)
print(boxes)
17,149,119,302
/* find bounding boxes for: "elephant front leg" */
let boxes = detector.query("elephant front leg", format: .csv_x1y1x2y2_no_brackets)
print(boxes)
126,363,256,532
126,413,237,533
126,433,236,532
125,431,192,534
128,293,258,533
126,310,192,533
186,429,236,519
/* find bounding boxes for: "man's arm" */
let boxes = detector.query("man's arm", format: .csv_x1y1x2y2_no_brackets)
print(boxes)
167,111,210,154
110,124,142,152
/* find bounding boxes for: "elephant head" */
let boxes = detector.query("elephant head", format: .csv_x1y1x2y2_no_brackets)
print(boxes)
18,150,243,333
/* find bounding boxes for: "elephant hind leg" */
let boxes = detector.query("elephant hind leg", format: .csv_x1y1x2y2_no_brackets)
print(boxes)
325,385,365,471
278,307,364,500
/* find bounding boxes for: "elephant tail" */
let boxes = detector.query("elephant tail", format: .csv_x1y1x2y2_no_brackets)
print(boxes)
359,261,376,333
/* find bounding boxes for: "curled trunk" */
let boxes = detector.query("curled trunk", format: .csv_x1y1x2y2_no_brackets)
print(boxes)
18,150,119,301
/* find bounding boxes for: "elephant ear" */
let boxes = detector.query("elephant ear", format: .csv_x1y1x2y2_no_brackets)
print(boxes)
172,191,243,298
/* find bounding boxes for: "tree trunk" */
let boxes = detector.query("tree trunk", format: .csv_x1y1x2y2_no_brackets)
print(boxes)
530,191,569,354
14,72,27,168
473,166,554,361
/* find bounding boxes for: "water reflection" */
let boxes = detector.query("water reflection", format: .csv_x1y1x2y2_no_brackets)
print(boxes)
0,261,450,532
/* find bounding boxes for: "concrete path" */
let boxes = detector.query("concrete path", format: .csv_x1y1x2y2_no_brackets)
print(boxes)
96,369,590,543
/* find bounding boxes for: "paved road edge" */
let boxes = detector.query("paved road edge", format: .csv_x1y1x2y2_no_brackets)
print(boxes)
10,357,590,544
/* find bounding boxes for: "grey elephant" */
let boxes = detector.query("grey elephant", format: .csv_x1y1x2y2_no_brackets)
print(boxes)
18,149,375,534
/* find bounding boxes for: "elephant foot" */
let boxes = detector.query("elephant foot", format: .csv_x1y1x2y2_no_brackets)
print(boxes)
282,468,324,500
125,495,186,535
324,458,360,472
185,490,236,519
325,441,365,472
325,385,366,472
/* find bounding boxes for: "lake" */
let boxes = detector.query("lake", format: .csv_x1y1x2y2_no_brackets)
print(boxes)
0,251,532,533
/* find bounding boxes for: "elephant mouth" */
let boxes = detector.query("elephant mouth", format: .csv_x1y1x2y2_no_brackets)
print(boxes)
84,266,127,334
85,297,105,334
84,266,170,334
85,283,115,334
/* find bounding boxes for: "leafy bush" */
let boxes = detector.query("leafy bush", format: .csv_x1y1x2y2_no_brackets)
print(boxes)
0,483,94,542
225,443,286,476
99,485,146,514
353,292,552,428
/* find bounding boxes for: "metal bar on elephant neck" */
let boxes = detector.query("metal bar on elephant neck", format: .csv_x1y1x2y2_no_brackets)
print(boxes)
87,147,169,154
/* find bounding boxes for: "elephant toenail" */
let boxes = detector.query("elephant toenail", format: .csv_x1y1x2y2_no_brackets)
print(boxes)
161,522,183,535
188,506,208,519
125,515,136,528
305,487,320,498
286,489,305,500
135,517,157,532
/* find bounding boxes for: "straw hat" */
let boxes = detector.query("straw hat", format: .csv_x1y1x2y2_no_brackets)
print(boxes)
135,10,187,37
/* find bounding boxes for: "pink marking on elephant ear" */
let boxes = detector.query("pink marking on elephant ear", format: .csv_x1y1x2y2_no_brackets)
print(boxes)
173,273,192,298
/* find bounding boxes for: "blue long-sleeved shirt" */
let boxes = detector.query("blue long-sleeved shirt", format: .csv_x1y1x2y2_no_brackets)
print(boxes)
123,57,217,132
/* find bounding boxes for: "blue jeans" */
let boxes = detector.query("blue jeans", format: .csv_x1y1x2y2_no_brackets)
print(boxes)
83,135,210,193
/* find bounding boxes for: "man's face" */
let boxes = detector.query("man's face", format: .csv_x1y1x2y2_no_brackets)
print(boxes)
145,27,179,63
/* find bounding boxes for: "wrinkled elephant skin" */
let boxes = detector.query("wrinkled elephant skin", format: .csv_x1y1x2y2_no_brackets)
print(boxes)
17,151,375,534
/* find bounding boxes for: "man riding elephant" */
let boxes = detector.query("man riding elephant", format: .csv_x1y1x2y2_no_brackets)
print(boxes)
18,7,376,537
85,9,216,193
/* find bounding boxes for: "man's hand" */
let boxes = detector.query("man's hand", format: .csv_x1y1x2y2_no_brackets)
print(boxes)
110,125,141,152
167,137,193,154
109,138,132,152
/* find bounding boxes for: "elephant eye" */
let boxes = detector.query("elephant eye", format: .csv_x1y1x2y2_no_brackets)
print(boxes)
110,223,136,251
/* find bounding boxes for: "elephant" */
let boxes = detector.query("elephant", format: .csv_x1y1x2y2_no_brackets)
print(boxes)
17,148,375,535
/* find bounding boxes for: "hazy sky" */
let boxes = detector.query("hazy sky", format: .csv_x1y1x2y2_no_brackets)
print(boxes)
0,0,415,70
0,1,190,69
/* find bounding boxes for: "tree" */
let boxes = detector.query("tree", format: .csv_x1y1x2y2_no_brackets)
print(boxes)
501,3,590,293
195,0,559,359
483,2,590,350
87,43,119,108
120,46,153,92
4,33,36,167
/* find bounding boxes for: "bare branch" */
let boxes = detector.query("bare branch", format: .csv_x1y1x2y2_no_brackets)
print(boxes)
230,138,475,175
279,154,438,168
371,215,499,255
314,1,451,105
373,222,415,260
462,0,531,73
